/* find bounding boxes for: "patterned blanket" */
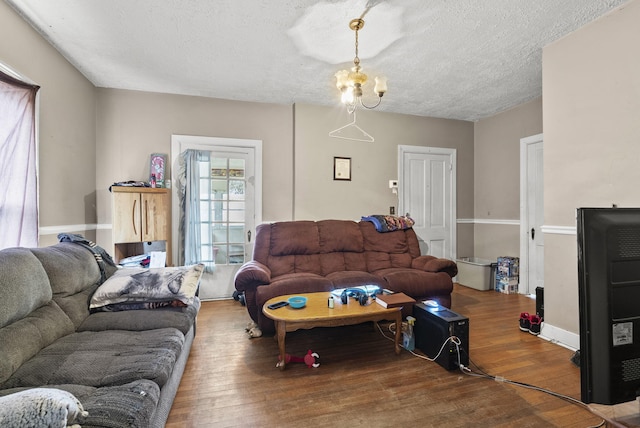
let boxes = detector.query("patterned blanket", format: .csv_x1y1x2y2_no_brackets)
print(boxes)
58,233,117,284
361,215,415,232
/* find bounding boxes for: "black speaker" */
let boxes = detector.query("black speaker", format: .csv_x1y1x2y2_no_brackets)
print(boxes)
535,286,544,318
413,303,469,371
340,288,369,305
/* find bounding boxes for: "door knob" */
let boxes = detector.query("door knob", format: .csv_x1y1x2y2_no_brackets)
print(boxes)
531,228,535,240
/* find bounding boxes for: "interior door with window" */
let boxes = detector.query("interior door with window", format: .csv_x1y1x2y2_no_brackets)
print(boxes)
171,135,262,300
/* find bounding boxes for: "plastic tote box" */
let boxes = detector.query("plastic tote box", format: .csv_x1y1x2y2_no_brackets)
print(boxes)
456,257,496,291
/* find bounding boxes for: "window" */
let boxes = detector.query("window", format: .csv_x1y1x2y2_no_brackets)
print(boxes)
205,156,246,266
181,150,249,270
0,66,39,250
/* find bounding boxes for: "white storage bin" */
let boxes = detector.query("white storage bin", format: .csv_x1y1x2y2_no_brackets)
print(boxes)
456,257,496,291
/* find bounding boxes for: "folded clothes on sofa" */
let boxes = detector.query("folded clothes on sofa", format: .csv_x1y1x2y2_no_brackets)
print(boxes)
361,215,415,232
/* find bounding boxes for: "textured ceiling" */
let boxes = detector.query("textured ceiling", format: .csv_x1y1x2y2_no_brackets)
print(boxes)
5,0,629,121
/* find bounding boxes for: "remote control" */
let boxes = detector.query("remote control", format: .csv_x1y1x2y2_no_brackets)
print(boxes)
267,301,289,310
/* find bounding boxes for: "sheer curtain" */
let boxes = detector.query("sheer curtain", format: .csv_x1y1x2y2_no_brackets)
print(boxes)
178,149,210,267
0,69,39,249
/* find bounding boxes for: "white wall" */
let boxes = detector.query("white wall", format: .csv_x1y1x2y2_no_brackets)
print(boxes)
0,1,98,246
543,0,640,344
293,103,475,255
473,98,543,260
95,89,293,250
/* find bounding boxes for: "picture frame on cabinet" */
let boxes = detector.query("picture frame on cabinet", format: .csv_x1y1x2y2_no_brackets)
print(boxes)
150,153,167,187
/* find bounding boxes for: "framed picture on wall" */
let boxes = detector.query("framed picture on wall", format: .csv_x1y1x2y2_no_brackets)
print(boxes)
150,153,167,187
334,157,351,181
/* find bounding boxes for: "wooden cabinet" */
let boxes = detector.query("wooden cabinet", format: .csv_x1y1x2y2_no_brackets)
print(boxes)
112,187,171,264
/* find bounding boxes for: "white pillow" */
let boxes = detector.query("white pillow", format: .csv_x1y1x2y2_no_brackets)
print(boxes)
0,388,88,428
90,263,204,309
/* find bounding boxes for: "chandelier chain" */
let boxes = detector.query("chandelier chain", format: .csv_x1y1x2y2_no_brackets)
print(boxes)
354,27,359,65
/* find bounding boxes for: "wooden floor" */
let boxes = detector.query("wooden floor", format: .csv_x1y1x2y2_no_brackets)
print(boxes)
166,284,604,428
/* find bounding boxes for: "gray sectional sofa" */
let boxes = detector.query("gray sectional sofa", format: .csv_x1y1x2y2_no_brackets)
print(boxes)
0,242,200,427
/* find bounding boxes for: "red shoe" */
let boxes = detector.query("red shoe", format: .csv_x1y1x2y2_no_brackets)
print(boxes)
529,314,542,335
519,312,531,332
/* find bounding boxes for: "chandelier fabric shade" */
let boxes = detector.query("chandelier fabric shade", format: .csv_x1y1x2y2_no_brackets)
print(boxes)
334,18,387,113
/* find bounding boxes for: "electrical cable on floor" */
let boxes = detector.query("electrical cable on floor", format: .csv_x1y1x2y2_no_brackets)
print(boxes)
375,321,606,428
380,321,461,363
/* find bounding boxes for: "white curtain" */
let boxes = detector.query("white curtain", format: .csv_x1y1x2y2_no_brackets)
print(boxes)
0,71,39,249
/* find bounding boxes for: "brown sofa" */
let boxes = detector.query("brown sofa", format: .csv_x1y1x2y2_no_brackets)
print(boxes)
234,219,458,334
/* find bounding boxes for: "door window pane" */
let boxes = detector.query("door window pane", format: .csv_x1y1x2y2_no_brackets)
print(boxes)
197,156,247,266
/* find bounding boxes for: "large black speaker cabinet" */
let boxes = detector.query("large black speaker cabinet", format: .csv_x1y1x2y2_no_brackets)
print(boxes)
578,208,640,404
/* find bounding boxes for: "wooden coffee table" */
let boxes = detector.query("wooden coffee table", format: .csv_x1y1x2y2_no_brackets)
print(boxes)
263,291,403,370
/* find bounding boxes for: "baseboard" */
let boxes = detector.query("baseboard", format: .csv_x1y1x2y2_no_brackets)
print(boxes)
539,322,580,351
39,224,98,235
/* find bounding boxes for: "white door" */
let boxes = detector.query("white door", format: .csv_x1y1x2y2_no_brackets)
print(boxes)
171,135,262,300
519,134,544,295
398,146,456,260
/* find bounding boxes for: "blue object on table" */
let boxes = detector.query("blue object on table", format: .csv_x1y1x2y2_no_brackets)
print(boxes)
288,296,307,309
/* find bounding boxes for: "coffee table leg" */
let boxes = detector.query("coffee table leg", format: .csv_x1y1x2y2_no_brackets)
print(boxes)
394,312,402,355
275,320,287,370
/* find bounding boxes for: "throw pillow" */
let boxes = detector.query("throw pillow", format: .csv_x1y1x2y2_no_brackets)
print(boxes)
0,388,88,428
90,264,204,310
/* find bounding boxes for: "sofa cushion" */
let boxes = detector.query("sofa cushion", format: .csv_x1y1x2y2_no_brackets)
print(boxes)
78,298,200,335
30,243,102,298
268,254,327,277
71,380,160,427
326,271,388,289
412,255,459,277
365,251,413,271
1,328,184,389
30,243,110,329
375,269,454,297
317,220,364,252
270,221,320,256
0,380,160,428
320,252,362,275
0,301,75,385
360,221,411,253
257,273,333,303
89,264,204,309
0,248,52,328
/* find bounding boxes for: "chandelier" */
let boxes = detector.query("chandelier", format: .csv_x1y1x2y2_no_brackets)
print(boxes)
334,18,387,113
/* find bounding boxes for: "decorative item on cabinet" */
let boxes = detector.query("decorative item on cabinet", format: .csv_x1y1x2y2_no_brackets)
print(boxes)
149,153,167,187
111,186,171,266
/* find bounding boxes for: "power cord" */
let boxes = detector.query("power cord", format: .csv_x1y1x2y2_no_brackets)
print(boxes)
375,321,605,428
459,355,605,428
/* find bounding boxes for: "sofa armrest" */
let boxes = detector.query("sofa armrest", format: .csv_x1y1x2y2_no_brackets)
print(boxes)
412,256,458,277
234,261,272,292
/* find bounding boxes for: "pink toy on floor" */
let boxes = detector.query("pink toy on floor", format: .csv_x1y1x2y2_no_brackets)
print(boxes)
280,350,320,368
